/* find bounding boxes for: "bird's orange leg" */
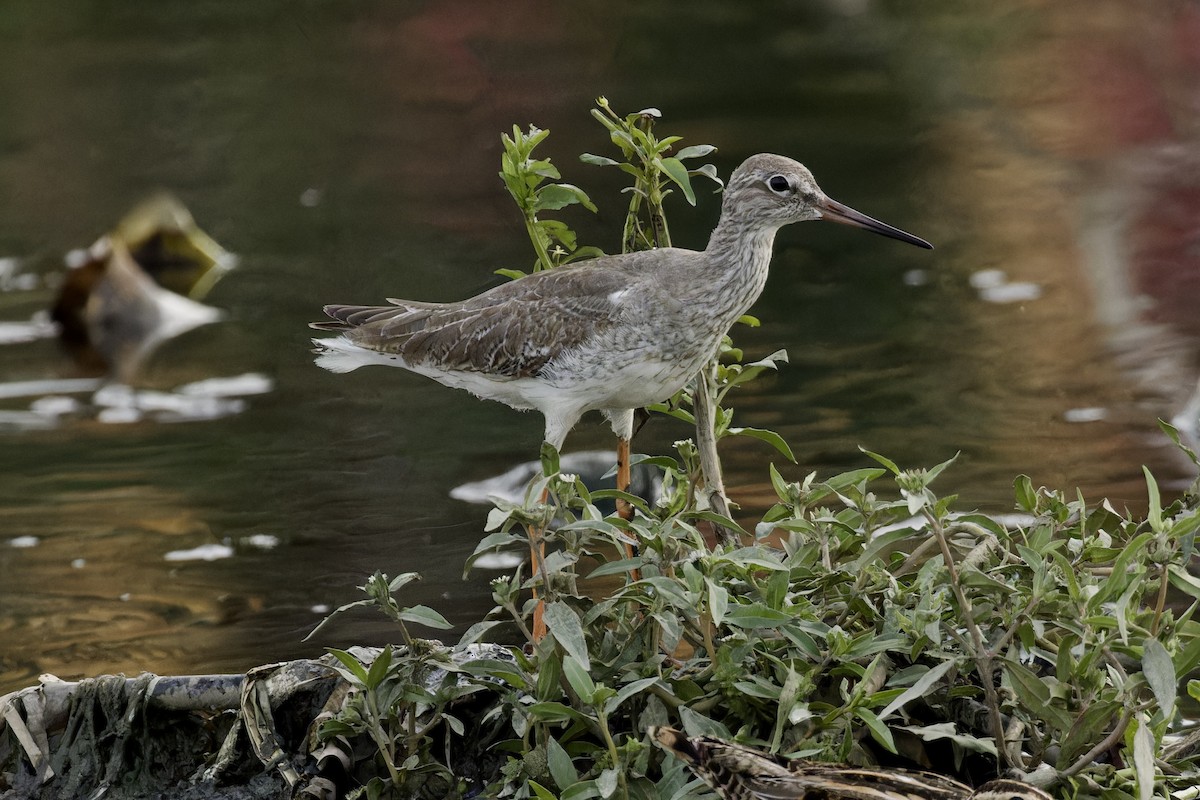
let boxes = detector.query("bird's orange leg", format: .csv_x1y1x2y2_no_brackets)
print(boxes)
529,485,549,642
616,436,641,581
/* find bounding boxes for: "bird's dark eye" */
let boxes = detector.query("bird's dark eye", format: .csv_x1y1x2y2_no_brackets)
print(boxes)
767,175,791,194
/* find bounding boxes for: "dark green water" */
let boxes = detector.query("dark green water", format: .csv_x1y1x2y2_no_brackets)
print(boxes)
1,1,1198,691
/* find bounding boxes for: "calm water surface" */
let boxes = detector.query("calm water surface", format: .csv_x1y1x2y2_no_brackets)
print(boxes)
1,1,1198,692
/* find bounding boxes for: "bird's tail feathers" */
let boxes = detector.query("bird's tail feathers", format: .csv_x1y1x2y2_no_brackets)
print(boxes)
312,336,370,374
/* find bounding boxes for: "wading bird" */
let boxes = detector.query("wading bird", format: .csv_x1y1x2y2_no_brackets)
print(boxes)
312,153,932,638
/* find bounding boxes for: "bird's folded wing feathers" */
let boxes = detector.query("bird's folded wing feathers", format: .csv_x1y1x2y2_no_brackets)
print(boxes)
316,265,635,378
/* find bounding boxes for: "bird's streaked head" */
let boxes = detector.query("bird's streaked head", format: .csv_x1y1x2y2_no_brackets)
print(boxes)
724,153,933,249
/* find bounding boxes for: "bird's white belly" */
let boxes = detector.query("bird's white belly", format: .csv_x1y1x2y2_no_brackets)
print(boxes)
542,351,696,410
314,334,700,417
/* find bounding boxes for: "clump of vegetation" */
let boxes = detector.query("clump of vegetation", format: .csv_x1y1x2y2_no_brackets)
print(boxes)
315,101,1200,800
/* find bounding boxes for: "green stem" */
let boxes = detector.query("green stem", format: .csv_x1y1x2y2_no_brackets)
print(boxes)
1061,707,1132,778
596,710,628,800
502,594,535,643
396,619,413,649
924,508,1011,768
365,693,403,786
700,608,716,660
1152,562,1169,636
648,171,671,248
623,189,643,254
694,363,736,546
524,213,554,271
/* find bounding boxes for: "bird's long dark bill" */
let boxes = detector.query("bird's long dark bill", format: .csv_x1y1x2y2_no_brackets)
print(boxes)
819,197,934,250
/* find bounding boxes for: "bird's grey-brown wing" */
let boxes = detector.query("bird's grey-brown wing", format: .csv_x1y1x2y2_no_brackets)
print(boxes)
312,262,637,378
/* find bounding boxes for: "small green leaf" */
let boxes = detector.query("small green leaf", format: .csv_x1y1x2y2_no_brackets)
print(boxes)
630,453,680,470
483,506,514,533
545,601,590,670
852,527,923,571
540,441,561,476
893,722,997,756
716,547,787,571
458,620,503,647
461,657,529,690
860,448,901,475
561,780,600,800
728,426,796,462
922,452,959,484
597,768,619,799
679,706,732,738
397,605,454,630
877,660,956,720
724,604,793,628
604,676,660,715
562,245,607,263
303,598,374,641
1173,626,1200,675
706,578,729,626
535,651,563,701
364,644,392,690
529,780,559,800
1168,564,1200,599
1002,660,1074,733
1092,532,1155,606
387,572,421,592
1014,475,1037,512
1159,418,1200,466
780,625,822,660
527,701,583,723
586,557,644,579
562,653,597,703
768,463,790,501
1132,712,1155,800
471,530,526,555
546,735,577,791
580,152,619,166
658,157,696,205
1142,638,1176,721
856,708,897,753
536,183,598,213
675,144,716,160
682,510,745,536
692,163,724,188
1144,466,1164,533
731,678,781,700
326,648,369,684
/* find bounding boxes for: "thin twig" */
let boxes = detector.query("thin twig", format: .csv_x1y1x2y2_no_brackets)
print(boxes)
694,365,737,546
1151,562,1169,635
1061,708,1132,778
924,508,1012,767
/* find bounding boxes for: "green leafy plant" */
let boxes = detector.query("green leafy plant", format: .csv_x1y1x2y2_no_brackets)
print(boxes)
498,124,603,276
308,572,468,799
581,96,722,252
318,432,1200,799
458,438,1200,799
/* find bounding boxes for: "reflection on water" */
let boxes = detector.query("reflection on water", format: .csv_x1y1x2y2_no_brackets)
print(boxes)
0,373,272,430
0,0,1198,693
